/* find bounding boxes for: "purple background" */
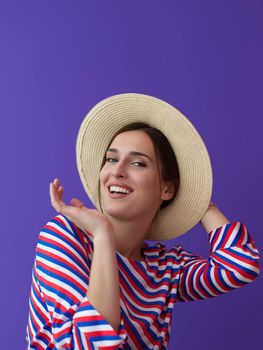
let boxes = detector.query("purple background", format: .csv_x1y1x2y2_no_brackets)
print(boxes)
1,1,262,349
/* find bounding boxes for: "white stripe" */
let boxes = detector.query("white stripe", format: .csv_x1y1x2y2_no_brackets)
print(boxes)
231,245,260,258
120,287,161,327
199,272,218,297
93,339,126,349
28,338,47,349
247,242,260,254
37,240,87,276
180,261,205,300
36,280,72,316
192,264,212,298
120,298,158,348
27,314,48,349
120,281,164,312
37,265,83,301
209,269,228,293
216,250,260,273
221,270,240,289
52,215,88,256
39,227,88,269
77,324,120,332
32,272,51,319
37,255,88,290
211,224,227,251
224,223,240,248
241,225,248,245
212,255,255,282
30,291,50,327
119,263,171,294
75,307,107,318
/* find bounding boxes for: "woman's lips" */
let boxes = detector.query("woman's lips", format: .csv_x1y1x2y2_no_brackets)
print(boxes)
107,186,133,199
108,191,131,198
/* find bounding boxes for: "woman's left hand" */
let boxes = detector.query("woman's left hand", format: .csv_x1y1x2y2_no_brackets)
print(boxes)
49,178,113,236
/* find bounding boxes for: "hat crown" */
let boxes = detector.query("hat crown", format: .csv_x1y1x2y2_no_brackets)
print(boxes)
76,93,213,240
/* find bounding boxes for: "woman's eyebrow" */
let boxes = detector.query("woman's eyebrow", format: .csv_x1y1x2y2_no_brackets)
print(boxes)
107,148,152,162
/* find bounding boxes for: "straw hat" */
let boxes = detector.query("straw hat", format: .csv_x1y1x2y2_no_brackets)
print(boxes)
76,93,213,240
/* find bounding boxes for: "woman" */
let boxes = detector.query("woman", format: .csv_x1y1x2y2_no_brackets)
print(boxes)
26,93,260,349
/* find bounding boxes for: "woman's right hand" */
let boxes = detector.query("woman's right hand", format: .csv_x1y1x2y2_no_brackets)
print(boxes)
49,178,113,237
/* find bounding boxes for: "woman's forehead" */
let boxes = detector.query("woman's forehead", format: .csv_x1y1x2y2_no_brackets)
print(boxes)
109,130,155,153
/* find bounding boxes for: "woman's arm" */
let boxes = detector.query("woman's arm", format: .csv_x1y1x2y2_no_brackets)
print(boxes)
26,178,128,349
175,202,260,302
87,226,120,332
49,178,121,332
26,215,127,349
200,201,230,233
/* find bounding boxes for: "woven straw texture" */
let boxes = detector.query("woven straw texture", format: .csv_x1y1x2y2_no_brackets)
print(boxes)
76,93,213,240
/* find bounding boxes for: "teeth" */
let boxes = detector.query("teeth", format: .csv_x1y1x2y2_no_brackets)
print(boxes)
109,186,131,194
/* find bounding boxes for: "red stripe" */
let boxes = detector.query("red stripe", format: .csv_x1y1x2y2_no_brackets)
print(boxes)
47,217,88,257
220,223,240,249
36,245,88,279
38,232,86,269
211,268,231,292
212,251,257,280
37,259,87,294
119,267,167,308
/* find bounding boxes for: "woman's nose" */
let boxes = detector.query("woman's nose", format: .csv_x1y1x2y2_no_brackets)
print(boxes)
112,161,127,178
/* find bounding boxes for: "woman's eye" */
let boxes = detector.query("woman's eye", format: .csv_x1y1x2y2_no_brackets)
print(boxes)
106,157,118,163
132,161,146,167
105,157,145,167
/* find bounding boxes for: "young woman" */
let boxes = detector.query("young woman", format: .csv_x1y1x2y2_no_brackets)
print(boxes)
26,93,260,349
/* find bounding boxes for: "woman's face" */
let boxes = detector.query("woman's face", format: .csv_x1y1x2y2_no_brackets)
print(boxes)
99,130,173,223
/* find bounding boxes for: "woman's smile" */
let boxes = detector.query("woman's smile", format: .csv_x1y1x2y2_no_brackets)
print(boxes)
108,184,133,198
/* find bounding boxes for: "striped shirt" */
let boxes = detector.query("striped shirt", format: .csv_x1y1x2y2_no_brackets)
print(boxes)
26,214,260,349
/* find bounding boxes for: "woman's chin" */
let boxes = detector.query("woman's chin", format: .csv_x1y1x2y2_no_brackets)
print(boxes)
103,206,133,221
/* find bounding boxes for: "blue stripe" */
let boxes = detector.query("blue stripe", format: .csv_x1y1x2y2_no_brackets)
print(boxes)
37,279,83,317
225,246,259,264
191,264,216,299
228,224,243,246
37,264,86,296
211,223,234,250
118,258,169,298
77,319,115,327
31,286,48,326
28,303,39,336
42,217,88,262
37,236,88,276
37,249,88,284
121,310,149,348
217,268,237,290
213,250,259,279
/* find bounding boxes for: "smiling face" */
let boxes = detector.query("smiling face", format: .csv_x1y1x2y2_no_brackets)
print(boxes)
99,130,174,223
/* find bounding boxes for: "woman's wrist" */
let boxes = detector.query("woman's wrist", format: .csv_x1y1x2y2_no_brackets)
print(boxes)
200,201,230,233
199,201,218,224
93,225,116,247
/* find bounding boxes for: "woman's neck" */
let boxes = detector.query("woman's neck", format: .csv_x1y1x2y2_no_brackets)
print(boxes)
106,215,151,260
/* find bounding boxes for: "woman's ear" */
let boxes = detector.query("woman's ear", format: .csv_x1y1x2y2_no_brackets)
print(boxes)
161,182,175,201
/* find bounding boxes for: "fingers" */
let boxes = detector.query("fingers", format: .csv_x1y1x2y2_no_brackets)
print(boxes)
49,179,86,228
52,178,61,192
50,178,66,212
70,198,85,209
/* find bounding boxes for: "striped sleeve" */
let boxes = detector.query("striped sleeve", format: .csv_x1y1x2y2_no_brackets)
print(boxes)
26,215,127,349
175,222,260,302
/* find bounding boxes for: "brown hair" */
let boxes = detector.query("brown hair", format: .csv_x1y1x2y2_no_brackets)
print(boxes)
98,122,180,210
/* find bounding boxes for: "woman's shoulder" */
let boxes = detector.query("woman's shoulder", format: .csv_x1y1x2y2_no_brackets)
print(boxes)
34,215,93,288
37,214,94,252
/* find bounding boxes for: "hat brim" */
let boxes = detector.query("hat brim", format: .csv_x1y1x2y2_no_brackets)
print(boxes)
76,93,213,240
